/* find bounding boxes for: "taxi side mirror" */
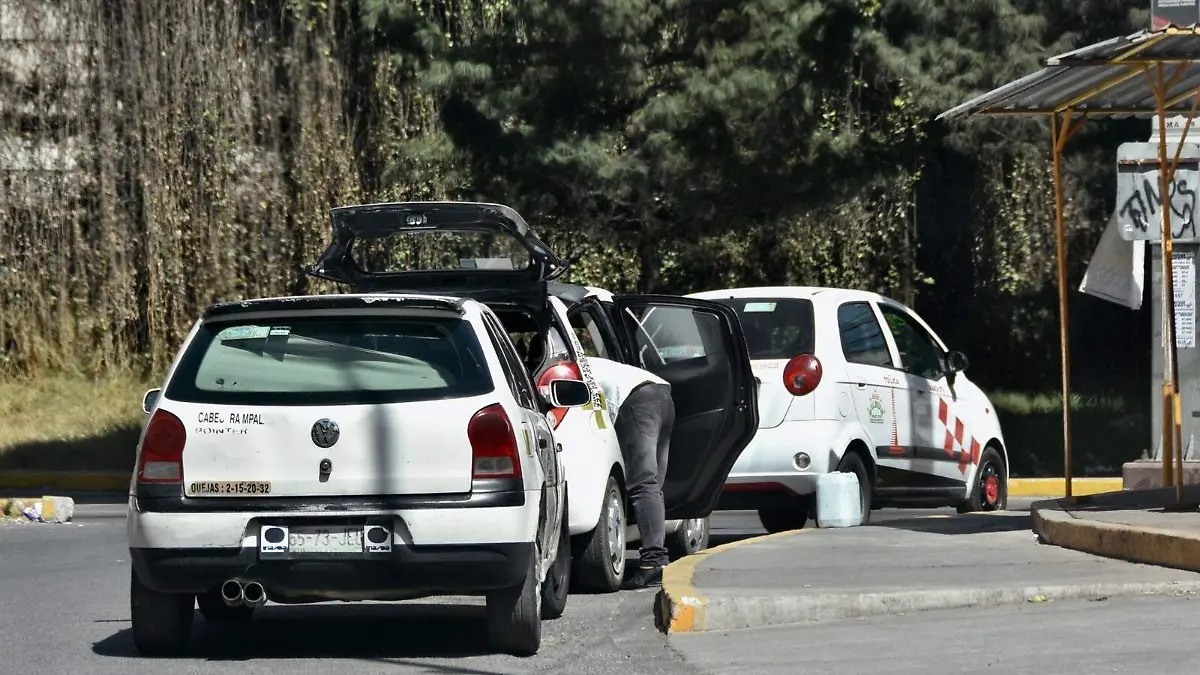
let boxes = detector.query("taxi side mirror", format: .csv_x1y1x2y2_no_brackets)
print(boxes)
141,388,162,414
543,379,590,408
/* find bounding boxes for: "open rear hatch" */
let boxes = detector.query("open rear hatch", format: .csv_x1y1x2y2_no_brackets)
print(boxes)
308,202,567,318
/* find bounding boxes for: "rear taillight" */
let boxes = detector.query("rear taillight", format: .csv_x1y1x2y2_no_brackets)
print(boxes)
468,403,523,479
137,408,187,483
783,354,823,397
538,361,585,429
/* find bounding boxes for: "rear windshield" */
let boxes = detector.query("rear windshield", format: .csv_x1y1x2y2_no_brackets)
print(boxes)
166,315,494,406
713,298,815,360
355,227,533,273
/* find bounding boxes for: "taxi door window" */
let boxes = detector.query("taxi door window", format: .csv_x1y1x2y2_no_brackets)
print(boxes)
569,306,615,360
878,304,945,381
837,302,893,368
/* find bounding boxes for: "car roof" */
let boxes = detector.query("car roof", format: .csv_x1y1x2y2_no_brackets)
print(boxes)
202,292,474,320
547,281,614,304
686,286,898,305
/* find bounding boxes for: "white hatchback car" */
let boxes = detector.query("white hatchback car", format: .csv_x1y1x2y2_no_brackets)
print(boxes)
130,292,577,657
687,286,1009,532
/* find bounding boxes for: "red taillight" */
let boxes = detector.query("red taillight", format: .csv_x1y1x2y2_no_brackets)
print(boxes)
468,403,523,479
538,361,585,429
783,354,823,397
137,409,187,483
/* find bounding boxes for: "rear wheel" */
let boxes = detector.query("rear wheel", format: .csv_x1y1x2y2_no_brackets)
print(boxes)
836,451,873,525
958,447,1007,513
570,476,625,593
130,566,194,656
540,503,571,620
757,508,809,534
196,590,255,622
667,517,710,560
487,545,542,656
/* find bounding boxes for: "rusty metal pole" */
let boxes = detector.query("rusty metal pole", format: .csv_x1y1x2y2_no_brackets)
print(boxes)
1051,112,1075,499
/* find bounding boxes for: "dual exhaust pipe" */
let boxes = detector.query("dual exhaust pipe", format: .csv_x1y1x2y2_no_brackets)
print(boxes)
220,579,267,608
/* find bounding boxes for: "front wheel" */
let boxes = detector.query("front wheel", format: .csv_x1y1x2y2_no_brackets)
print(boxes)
667,517,710,560
757,508,809,534
130,566,194,656
487,545,542,656
570,476,626,593
958,447,1007,513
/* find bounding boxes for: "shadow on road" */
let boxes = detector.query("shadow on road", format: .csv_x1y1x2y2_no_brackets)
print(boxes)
870,512,1033,536
92,603,515,668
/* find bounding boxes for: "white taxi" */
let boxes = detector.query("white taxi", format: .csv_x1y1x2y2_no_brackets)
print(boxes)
687,286,1009,532
304,203,758,588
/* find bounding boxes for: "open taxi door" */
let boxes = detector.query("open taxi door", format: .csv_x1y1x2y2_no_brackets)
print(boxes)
608,295,760,520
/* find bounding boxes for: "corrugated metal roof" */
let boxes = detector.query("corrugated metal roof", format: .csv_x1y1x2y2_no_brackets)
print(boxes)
938,27,1200,120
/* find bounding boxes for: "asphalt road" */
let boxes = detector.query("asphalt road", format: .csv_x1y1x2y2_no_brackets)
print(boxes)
14,498,1178,675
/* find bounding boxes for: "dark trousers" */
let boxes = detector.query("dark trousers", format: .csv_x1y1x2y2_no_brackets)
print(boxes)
613,382,675,568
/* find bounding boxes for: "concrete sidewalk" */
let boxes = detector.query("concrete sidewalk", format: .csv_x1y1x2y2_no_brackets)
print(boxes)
657,509,1200,634
1033,485,1200,573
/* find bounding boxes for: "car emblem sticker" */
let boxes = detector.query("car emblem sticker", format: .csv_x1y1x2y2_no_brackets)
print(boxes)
867,393,886,424
311,418,340,448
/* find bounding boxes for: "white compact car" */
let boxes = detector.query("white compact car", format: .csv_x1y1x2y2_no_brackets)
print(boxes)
304,202,757,589
686,286,1009,533
129,292,579,657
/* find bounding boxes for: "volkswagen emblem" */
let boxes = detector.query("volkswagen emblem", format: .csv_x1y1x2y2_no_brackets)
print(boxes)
310,418,340,449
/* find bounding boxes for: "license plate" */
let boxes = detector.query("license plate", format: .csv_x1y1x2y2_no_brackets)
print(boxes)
289,527,362,554
258,524,392,556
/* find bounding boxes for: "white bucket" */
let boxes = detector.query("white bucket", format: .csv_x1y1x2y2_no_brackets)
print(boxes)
816,472,862,528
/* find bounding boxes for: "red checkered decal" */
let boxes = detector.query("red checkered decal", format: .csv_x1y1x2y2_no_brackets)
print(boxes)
938,398,980,474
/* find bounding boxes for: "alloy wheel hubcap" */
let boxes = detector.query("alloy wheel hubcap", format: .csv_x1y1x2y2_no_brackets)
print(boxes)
606,490,624,572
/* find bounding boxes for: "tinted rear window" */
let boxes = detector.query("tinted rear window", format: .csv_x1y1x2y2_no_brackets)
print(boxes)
714,298,815,360
166,315,494,406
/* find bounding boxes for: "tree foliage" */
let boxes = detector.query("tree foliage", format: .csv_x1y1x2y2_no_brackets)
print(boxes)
0,0,1154,399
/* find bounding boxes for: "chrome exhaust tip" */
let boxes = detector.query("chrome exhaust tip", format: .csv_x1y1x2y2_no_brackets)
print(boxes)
220,579,245,607
242,581,267,608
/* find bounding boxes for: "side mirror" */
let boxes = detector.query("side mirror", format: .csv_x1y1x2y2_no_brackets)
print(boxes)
542,379,591,408
141,388,162,414
946,351,969,373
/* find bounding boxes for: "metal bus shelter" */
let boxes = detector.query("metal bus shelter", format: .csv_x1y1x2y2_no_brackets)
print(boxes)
938,26,1200,502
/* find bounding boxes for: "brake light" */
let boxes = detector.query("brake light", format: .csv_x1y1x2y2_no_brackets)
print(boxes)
468,403,522,479
783,354,823,397
538,361,585,429
137,409,187,483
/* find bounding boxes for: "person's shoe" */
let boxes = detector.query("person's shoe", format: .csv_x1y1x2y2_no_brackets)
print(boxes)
621,564,664,590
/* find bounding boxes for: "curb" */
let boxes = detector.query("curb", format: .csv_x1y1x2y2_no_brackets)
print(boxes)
657,510,1200,634
1032,495,1200,573
656,528,810,633
0,471,128,493
1008,477,1123,497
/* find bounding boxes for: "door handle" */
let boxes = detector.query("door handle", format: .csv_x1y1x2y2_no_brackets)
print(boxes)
856,382,867,389
917,389,927,396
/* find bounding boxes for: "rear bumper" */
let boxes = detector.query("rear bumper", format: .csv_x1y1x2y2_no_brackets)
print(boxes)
717,419,843,511
131,541,533,599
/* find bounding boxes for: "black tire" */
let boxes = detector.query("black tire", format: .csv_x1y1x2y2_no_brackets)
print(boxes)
667,517,711,560
757,508,809,534
570,476,625,593
836,450,873,525
487,545,542,656
130,565,194,657
958,446,1007,513
196,590,255,623
540,502,571,620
